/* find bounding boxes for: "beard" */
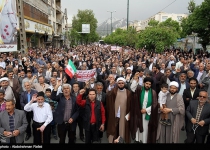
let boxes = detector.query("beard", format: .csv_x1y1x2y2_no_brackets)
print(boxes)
38,102,44,106
144,86,150,91
169,90,177,95
118,86,125,90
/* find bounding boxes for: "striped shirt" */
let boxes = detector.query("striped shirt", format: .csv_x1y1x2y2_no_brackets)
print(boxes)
63,98,72,122
8,113,15,132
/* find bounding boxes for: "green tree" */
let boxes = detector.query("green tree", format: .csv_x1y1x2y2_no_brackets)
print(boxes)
188,0,196,13
181,0,210,50
71,9,99,44
136,18,181,52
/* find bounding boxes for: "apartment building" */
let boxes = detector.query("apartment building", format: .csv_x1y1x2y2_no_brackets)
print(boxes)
17,0,68,48
140,12,188,30
118,12,188,32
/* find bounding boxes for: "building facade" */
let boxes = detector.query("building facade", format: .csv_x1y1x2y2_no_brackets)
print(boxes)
118,12,188,32
17,0,68,48
140,12,188,30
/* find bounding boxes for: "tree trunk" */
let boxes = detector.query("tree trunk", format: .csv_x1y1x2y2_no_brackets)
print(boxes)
202,43,207,51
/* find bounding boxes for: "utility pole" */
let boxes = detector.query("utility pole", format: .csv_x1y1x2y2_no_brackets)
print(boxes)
127,0,129,31
17,0,27,55
107,10,116,34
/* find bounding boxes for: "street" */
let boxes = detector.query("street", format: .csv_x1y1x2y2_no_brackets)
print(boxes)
24,126,187,143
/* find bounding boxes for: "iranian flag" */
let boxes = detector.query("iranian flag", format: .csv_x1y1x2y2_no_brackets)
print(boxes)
65,60,77,78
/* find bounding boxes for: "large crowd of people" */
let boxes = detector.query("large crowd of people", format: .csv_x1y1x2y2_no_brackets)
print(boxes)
0,44,210,144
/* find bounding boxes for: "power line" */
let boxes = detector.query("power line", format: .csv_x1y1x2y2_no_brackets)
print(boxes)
144,0,178,20
159,0,177,12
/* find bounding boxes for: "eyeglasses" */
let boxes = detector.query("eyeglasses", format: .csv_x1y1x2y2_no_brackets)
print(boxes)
199,96,206,98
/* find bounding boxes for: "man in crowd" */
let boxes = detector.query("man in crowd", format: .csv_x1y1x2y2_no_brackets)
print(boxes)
156,81,185,143
130,77,158,143
106,77,132,143
0,99,28,143
20,81,38,141
76,88,105,143
24,91,53,143
185,90,210,143
51,82,80,144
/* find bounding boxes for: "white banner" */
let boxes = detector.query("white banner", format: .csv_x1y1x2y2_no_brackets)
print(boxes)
0,0,17,52
76,69,96,82
82,24,90,33
111,46,122,51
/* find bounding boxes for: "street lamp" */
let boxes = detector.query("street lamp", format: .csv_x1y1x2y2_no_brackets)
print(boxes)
44,31,48,49
107,10,116,34
60,34,62,48
52,32,55,49
127,0,129,31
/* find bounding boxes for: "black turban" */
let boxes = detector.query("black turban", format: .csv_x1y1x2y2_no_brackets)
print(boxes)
143,77,153,84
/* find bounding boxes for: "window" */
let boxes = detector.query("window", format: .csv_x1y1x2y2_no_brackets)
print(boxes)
162,16,168,22
52,8,54,17
53,22,56,32
177,16,182,21
49,20,51,25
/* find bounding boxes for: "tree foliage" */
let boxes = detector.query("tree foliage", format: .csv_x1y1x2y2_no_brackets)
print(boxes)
103,27,138,47
181,0,210,50
104,18,181,52
70,9,99,45
188,0,196,13
136,18,180,52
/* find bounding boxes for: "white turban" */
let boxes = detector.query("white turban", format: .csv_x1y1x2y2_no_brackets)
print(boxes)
0,77,9,82
117,77,126,83
126,67,132,71
169,81,179,88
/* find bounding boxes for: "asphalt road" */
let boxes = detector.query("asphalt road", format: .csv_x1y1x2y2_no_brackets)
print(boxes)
24,126,187,143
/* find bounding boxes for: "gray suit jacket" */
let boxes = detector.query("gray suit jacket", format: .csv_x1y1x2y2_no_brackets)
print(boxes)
0,109,28,143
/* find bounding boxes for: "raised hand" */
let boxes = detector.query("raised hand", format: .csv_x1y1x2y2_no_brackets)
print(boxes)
31,94,37,102
79,89,85,95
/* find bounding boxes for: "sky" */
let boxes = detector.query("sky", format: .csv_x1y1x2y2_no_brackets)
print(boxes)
61,0,204,24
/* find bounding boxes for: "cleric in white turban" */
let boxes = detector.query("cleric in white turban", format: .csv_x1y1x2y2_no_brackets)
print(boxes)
117,77,126,83
0,77,9,82
106,76,133,143
169,81,179,88
156,80,185,143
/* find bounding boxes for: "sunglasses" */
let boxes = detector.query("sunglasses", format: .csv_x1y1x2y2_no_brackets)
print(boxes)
199,96,206,98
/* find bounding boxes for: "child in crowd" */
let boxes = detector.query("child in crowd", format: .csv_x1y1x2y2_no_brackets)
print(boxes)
158,84,171,126
45,88,58,140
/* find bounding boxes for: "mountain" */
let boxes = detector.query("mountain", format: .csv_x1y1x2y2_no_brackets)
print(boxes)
97,18,127,36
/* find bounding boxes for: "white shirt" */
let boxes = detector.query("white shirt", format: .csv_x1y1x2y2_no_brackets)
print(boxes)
49,85,62,96
143,91,151,115
138,77,143,86
197,71,203,82
0,61,6,69
158,91,169,107
178,83,186,96
175,61,183,69
149,63,153,71
24,102,53,126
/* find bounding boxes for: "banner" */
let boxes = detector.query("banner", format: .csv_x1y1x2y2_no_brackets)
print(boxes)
82,24,90,33
111,46,122,51
76,69,96,82
0,0,18,52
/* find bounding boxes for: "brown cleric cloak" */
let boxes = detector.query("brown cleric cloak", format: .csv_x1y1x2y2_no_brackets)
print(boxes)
106,87,132,143
130,85,158,143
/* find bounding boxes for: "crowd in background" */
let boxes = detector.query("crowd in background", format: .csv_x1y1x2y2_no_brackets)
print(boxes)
0,44,210,144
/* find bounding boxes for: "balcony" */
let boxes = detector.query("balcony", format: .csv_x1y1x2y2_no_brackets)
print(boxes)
56,5,61,13
56,19,62,25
